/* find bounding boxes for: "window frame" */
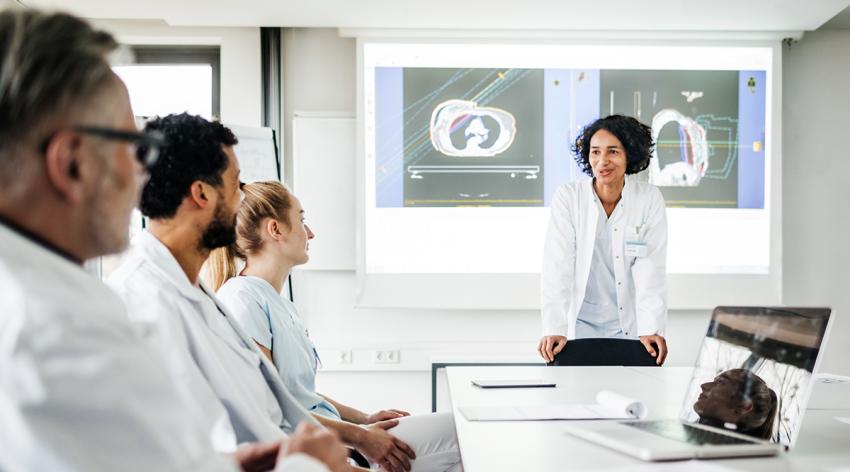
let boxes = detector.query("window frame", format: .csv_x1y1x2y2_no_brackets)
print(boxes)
129,45,221,120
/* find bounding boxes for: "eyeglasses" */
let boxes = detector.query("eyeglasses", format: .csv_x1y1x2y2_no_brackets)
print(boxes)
74,125,165,169
41,125,166,169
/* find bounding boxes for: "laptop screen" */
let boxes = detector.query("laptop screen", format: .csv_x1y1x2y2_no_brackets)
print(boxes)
678,306,831,448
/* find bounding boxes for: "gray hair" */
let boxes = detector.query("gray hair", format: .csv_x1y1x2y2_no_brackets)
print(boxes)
0,9,117,186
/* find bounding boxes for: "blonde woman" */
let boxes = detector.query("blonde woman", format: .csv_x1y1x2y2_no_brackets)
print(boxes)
209,181,462,472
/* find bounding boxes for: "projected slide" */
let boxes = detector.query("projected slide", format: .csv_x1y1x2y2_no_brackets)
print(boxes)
601,70,766,209
364,43,776,281
375,67,766,210
376,68,544,207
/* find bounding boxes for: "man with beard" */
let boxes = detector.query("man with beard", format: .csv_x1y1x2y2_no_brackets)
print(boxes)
107,113,343,457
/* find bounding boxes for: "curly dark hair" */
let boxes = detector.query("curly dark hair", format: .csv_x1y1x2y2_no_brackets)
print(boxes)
571,114,654,177
139,113,238,219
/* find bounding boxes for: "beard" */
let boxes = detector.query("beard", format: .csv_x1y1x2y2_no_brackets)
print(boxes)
200,199,237,251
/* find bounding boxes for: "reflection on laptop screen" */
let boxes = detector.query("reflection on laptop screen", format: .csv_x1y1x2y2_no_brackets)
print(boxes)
679,307,831,447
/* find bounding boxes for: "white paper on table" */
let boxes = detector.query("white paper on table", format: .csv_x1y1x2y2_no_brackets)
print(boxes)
459,390,647,421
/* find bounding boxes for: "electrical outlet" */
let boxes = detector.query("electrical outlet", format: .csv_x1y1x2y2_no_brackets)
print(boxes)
373,349,400,364
338,349,353,364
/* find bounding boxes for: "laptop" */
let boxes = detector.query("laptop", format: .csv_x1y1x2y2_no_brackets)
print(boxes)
564,306,833,461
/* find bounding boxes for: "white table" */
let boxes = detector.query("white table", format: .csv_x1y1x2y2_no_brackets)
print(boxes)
447,366,850,471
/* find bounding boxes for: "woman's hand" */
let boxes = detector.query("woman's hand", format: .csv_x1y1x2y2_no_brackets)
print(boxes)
537,335,567,363
353,420,416,472
639,335,668,365
364,409,410,424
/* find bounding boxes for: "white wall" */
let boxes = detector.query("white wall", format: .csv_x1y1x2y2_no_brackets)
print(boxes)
91,19,262,127
282,29,713,415
782,29,850,374
281,28,356,185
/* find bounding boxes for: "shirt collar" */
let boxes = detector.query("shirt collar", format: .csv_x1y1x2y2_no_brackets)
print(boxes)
0,214,82,265
134,230,206,302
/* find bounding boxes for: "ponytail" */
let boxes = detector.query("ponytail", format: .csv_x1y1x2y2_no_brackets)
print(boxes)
208,243,243,292
205,180,293,292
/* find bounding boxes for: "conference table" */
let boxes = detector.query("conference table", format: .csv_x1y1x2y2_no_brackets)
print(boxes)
446,366,850,471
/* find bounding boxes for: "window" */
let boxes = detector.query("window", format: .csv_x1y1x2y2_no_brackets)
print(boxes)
113,46,220,120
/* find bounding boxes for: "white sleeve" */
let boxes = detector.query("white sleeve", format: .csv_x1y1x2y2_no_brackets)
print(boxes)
1,281,239,471
631,187,668,336
115,282,239,453
274,453,330,472
540,186,576,337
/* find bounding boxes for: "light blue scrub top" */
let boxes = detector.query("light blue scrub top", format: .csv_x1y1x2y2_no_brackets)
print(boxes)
217,275,341,420
575,197,626,339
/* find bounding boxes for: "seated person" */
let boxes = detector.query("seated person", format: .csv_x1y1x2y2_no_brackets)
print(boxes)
210,181,463,472
108,113,330,446
693,369,778,440
0,9,345,472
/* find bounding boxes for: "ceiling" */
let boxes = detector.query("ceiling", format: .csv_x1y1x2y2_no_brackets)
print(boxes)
19,0,850,32
822,5,850,29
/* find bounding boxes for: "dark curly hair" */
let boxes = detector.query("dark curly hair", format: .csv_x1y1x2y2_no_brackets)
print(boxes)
571,114,654,177
139,113,238,219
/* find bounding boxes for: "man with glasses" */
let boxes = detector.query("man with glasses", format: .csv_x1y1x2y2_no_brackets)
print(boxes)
0,9,346,472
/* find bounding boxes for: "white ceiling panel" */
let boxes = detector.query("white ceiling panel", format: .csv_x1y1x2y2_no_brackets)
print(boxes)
22,0,850,32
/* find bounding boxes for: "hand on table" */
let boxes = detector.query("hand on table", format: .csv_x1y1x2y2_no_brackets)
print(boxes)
639,334,668,365
537,335,567,363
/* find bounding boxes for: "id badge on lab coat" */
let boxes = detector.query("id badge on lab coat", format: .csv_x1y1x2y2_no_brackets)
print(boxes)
625,240,648,258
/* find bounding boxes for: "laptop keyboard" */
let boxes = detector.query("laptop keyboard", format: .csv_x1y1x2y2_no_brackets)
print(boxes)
624,420,758,446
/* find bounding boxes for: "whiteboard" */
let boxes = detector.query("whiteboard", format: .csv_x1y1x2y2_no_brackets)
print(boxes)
292,115,355,271
229,124,280,183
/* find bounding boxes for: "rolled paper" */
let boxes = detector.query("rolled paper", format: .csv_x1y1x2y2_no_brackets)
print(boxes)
596,390,648,419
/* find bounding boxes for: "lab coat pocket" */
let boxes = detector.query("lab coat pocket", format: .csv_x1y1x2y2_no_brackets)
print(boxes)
627,223,650,240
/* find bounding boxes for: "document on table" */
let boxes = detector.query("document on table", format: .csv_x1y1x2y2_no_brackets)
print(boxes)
459,390,647,421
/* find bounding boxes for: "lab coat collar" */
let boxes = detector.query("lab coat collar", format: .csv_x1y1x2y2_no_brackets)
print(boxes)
0,214,82,265
134,230,206,302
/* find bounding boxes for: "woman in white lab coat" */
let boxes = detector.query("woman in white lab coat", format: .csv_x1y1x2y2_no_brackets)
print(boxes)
208,181,462,472
538,114,669,365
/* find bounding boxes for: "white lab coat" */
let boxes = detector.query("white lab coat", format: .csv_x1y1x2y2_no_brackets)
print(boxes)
0,223,326,472
0,222,231,471
541,178,668,339
107,231,320,445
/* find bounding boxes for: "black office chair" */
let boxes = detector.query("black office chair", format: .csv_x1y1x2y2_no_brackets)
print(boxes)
548,338,660,367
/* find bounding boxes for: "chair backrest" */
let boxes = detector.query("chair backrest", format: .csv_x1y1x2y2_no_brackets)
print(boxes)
548,338,659,367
